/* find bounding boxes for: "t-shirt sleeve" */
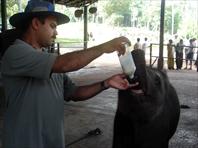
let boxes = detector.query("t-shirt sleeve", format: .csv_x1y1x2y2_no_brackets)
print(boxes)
2,42,57,79
63,74,77,101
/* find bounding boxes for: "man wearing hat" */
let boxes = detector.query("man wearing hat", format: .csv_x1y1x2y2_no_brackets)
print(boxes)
1,0,132,148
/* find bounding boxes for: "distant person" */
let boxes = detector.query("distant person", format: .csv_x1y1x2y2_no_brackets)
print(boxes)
89,31,95,41
184,39,194,70
167,39,175,70
193,38,198,72
134,38,142,50
184,43,189,69
173,34,179,45
195,50,198,72
142,37,149,53
175,39,184,70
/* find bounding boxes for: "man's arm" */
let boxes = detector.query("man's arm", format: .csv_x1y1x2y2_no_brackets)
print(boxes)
52,37,130,73
67,74,130,102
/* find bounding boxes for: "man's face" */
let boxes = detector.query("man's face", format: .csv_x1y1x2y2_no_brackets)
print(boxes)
36,16,58,48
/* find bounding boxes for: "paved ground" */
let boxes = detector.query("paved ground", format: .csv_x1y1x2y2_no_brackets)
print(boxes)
63,55,198,148
0,53,198,148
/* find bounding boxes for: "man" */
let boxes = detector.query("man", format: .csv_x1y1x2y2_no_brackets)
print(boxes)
167,39,175,70
175,39,184,70
133,37,142,50
1,1,132,148
185,39,194,70
142,37,148,53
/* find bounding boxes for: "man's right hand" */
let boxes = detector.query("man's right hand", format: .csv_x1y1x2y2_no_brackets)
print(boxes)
100,36,131,55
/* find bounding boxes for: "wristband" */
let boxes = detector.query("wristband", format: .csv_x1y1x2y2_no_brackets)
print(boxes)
101,81,109,90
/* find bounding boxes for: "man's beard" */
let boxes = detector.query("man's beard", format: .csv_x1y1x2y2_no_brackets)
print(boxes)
44,37,56,48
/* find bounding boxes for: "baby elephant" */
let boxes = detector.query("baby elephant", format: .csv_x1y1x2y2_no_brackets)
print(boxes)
113,50,180,148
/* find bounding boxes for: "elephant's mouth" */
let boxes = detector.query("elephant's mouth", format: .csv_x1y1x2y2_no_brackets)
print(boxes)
126,48,147,96
127,75,145,95
130,88,144,95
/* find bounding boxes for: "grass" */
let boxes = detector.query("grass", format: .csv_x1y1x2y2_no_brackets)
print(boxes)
55,38,83,47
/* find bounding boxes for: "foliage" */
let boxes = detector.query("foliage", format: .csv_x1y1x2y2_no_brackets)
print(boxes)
56,37,82,47
106,14,124,26
104,0,132,26
56,38,82,43
103,0,197,39
177,1,198,39
1,0,27,17
1,0,197,39
164,4,182,35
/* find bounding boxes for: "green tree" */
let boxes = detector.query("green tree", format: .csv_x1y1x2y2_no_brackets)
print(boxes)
104,0,132,26
139,1,160,30
165,3,182,35
5,0,27,17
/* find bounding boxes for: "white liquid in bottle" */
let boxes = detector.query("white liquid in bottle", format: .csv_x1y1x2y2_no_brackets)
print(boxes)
118,43,136,79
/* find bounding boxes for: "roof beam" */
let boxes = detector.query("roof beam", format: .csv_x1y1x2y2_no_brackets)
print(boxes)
1,0,7,32
53,0,98,7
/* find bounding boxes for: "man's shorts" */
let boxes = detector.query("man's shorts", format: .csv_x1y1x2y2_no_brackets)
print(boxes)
187,52,194,60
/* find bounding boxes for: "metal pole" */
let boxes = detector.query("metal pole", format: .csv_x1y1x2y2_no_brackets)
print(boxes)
157,0,165,70
84,6,88,49
150,44,152,67
1,0,7,32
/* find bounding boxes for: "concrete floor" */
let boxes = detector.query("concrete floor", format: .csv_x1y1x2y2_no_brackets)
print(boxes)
0,54,198,148
64,58,198,148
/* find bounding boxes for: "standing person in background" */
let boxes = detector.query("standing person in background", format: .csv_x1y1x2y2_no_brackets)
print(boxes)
185,39,194,70
192,38,198,72
142,37,149,53
167,39,175,70
184,41,189,69
173,34,179,46
1,1,132,148
175,39,184,70
195,50,198,72
134,38,142,50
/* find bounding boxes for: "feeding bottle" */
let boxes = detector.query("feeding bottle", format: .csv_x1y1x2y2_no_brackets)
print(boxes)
118,43,136,79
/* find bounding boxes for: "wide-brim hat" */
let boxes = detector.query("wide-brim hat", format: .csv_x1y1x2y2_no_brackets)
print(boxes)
9,1,70,28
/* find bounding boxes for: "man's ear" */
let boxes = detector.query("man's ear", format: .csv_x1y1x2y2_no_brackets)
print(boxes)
31,18,42,30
